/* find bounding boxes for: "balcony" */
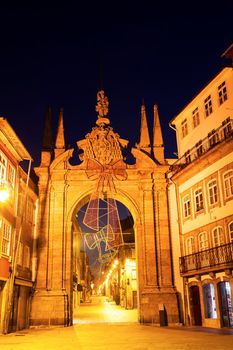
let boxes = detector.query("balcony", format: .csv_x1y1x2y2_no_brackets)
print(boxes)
179,242,233,275
171,118,233,175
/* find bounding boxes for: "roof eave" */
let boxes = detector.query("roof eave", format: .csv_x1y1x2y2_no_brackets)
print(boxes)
0,117,33,162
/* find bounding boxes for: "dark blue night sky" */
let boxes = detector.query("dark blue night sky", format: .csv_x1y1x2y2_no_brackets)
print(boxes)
0,3,232,166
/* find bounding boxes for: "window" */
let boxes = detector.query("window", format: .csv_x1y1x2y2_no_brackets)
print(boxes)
208,179,218,205
0,218,12,256
212,226,224,247
24,245,30,268
0,151,16,194
203,283,217,319
208,129,219,147
17,193,24,216
0,151,7,183
194,188,203,212
222,117,232,139
18,242,23,266
26,199,34,223
183,195,191,218
223,170,233,199
186,236,195,255
192,107,200,128
198,231,208,251
204,95,213,117
196,140,203,157
181,119,188,138
7,163,15,188
184,150,191,164
218,81,227,105
229,222,233,242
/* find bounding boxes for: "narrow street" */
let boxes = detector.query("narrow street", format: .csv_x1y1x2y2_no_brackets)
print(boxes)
0,296,233,350
73,295,138,324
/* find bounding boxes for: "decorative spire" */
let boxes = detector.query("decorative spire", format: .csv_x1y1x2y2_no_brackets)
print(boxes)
42,106,53,151
40,106,53,166
137,101,151,155
95,90,110,126
153,104,164,163
54,107,65,158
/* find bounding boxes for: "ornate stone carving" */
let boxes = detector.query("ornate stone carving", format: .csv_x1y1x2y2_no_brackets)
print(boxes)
85,125,122,165
95,90,109,118
83,125,127,194
78,91,128,194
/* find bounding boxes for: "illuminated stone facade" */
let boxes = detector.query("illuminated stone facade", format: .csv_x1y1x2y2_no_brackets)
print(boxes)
30,93,180,326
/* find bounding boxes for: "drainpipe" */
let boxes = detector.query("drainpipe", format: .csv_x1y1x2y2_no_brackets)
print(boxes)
32,198,39,282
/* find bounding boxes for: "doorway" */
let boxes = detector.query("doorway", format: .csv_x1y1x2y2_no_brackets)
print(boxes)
218,281,233,327
189,285,202,325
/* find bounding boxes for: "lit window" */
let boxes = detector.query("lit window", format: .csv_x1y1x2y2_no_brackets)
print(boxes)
203,283,217,319
0,151,7,183
212,226,224,247
198,231,208,251
208,179,218,205
0,218,12,256
223,170,233,199
194,188,204,212
204,95,213,117
229,222,233,242
181,119,188,138
186,236,195,255
218,81,228,105
192,107,200,128
183,195,191,218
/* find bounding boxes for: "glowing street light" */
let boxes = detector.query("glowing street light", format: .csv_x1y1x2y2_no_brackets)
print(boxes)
0,181,10,202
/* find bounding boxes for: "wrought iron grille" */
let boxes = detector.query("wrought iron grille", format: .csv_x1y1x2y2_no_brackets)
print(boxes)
171,118,233,174
179,242,233,274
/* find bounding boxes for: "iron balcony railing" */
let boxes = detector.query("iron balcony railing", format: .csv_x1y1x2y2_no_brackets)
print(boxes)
179,242,233,274
171,118,233,174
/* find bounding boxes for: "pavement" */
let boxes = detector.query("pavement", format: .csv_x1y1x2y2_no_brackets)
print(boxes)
0,296,233,350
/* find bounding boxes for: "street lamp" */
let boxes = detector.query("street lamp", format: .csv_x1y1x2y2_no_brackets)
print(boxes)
0,181,10,202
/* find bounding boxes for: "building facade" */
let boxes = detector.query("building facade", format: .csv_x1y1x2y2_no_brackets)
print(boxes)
0,117,37,334
169,64,233,328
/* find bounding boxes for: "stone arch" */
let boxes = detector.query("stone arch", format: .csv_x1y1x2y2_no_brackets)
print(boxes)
30,91,180,327
66,188,142,231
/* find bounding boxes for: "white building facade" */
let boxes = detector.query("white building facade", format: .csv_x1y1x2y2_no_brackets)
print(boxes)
169,64,233,328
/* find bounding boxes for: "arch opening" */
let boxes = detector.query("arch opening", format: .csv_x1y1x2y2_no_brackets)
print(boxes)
71,195,138,324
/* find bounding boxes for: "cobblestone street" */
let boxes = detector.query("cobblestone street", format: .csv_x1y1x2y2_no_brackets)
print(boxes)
1,296,233,349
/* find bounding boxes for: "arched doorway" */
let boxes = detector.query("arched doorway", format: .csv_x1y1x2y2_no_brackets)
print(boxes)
30,90,180,327
72,197,138,323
